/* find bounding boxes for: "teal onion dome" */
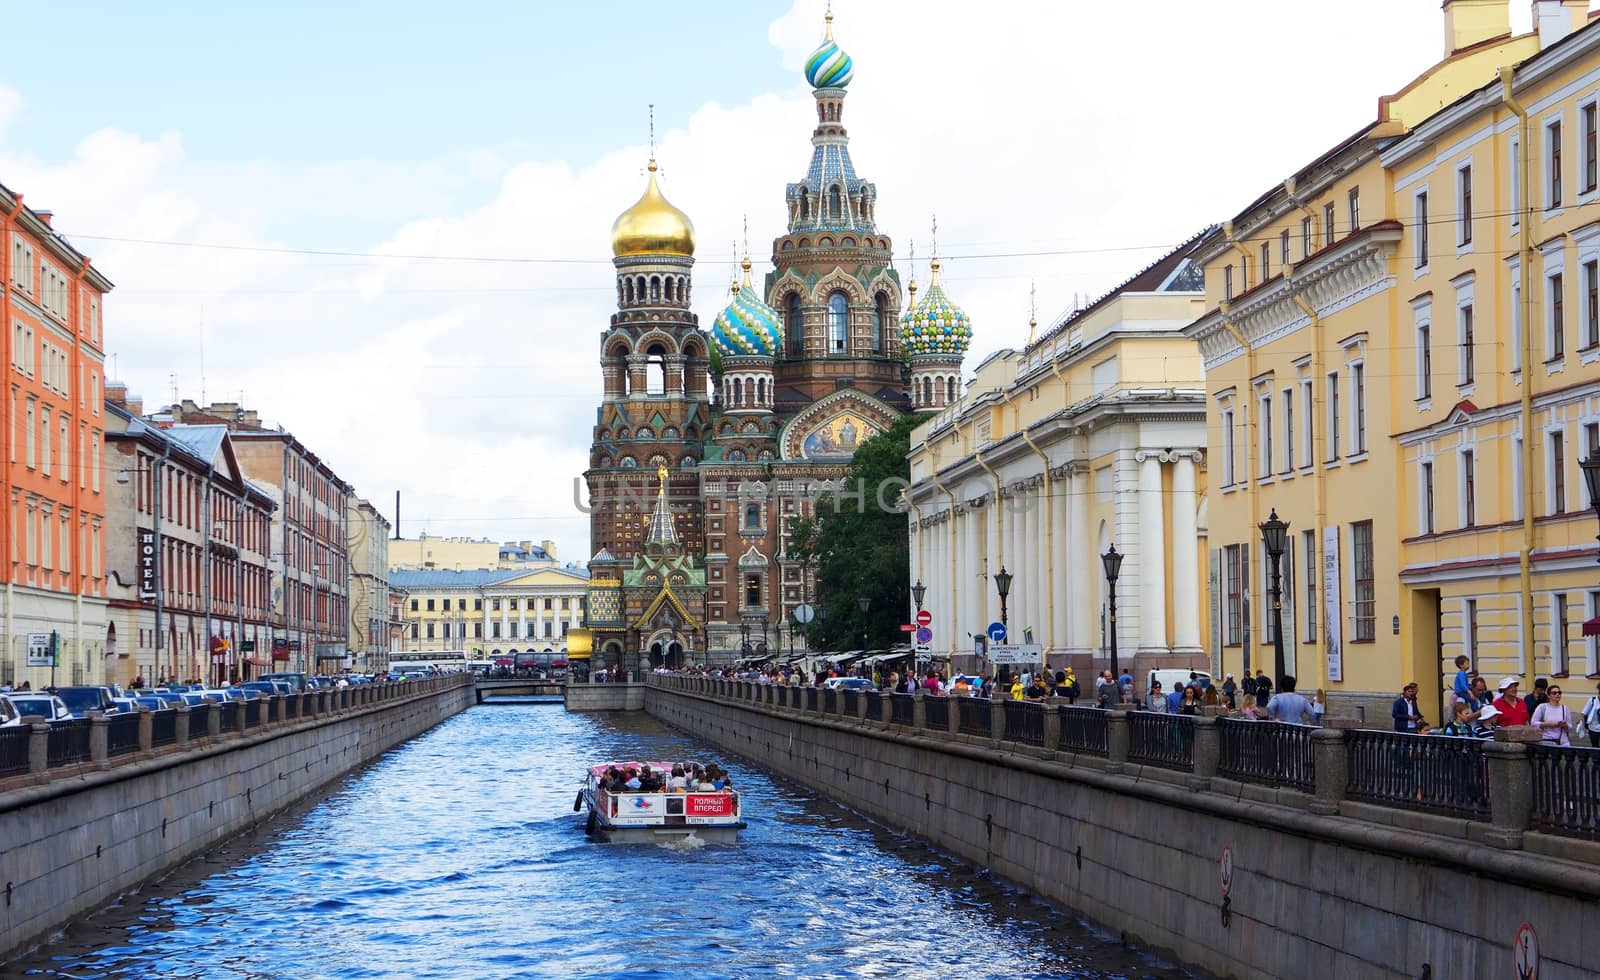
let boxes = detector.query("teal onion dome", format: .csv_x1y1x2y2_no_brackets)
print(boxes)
712,261,783,359
900,260,972,357
804,12,854,88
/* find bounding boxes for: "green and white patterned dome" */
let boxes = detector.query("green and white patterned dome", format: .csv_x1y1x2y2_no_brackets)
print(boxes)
712,259,783,359
900,258,972,357
804,9,854,88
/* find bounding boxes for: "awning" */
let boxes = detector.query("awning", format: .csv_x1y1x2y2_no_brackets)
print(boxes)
1583,616,1600,638
566,627,592,661
243,657,270,667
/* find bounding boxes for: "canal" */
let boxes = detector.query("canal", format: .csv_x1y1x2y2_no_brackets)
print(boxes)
11,704,1202,978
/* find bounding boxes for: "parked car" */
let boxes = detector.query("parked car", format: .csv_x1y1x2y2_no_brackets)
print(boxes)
6,693,73,722
822,677,874,691
111,697,144,714
142,691,187,708
132,695,172,712
240,680,289,698
50,686,120,717
260,672,308,692
0,697,20,727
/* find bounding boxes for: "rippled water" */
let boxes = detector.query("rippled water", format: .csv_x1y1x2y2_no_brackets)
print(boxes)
9,703,1203,979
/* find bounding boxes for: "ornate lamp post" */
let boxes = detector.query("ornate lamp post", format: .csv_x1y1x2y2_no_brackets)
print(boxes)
1101,545,1122,703
1259,508,1290,691
911,579,926,613
858,595,871,654
1582,452,1600,562
992,566,1013,629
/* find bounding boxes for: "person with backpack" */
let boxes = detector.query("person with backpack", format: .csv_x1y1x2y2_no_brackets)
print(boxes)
1582,683,1600,749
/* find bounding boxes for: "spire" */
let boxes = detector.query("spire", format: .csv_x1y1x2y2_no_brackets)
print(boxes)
906,239,918,308
729,240,740,296
1028,280,1038,346
929,215,942,287
824,0,834,40
646,463,680,547
741,214,753,287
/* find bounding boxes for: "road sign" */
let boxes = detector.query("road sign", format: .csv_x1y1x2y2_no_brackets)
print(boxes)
1219,845,1234,897
792,603,815,624
987,621,1007,642
914,643,931,655
915,627,932,644
985,643,1042,665
900,624,916,632
1515,923,1539,980
240,640,256,653
916,609,933,627
25,632,53,667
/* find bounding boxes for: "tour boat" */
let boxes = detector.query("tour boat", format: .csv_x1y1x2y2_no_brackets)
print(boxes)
574,761,745,843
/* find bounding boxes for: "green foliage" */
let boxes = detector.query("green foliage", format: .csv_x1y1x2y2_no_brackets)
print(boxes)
792,413,927,651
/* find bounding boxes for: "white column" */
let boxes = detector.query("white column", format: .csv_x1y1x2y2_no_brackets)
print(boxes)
985,494,1001,633
1031,480,1046,647
1068,467,1092,654
520,600,529,644
1137,452,1168,653
1171,453,1202,653
964,503,980,646
1008,489,1024,634
1050,469,1068,654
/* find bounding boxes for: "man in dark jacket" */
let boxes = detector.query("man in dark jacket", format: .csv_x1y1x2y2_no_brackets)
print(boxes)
1392,681,1424,733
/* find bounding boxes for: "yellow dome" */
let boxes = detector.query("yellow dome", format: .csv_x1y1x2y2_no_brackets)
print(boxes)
611,160,695,258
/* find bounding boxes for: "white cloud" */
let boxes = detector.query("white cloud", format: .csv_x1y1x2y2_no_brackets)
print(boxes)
0,85,20,141
0,0,1500,561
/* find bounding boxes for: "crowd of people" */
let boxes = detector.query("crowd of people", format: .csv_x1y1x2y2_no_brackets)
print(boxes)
598,762,733,794
1394,655,1600,747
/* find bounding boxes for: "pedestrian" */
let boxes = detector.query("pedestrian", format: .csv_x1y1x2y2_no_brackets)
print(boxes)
1240,671,1258,705
1145,680,1167,713
1061,666,1080,704
1450,654,1473,708
1524,677,1551,718
1178,687,1200,715
1582,683,1600,749
1531,685,1574,747
1493,677,1532,727
1439,701,1477,738
1239,693,1266,720
1165,681,1185,715
1467,676,1493,713
1310,689,1327,726
1221,673,1237,710
1202,685,1219,709
1392,682,1424,733
1266,675,1314,725
1254,670,1273,703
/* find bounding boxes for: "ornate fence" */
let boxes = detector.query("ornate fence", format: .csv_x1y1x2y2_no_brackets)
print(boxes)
889,693,915,726
0,726,30,777
45,719,91,767
1058,706,1109,755
865,690,883,720
106,712,143,757
923,695,949,732
1530,743,1600,839
1004,701,1047,746
822,689,837,714
958,697,991,737
150,709,178,747
841,690,860,717
1127,713,1193,771
1217,719,1316,793
1344,730,1490,820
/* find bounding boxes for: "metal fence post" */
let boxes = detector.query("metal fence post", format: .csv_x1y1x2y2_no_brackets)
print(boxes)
1310,727,1348,815
1483,730,1537,849
1106,705,1133,774
1189,715,1219,791
27,721,48,776
89,713,109,766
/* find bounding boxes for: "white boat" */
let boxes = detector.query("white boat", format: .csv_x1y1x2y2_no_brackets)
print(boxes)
575,760,745,843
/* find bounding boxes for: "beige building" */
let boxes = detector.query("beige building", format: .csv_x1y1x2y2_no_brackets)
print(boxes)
389,534,560,571
347,498,392,671
389,566,589,657
906,238,1211,676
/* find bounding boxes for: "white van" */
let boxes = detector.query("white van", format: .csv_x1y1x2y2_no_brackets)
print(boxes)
1146,668,1213,697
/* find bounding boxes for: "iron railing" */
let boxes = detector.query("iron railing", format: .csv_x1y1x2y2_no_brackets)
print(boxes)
244,699,263,727
150,709,177,747
1058,707,1109,755
46,719,91,767
1005,701,1047,746
841,690,860,716
107,712,143,757
1217,719,1316,793
865,690,883,719
0,725,30,776
822,689,838,714
1530,743,1600,839
804,687,819,712
1345,730,1490,820
958,697,991,737
923,695,949,732
889,693,915,725
1128,713,1194,771
217,704,239,733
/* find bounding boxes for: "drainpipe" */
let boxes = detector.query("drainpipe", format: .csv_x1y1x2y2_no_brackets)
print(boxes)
2,196,14,674
1503,66,1536,662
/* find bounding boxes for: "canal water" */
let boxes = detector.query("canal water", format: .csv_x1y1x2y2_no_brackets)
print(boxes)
10,703,1203,979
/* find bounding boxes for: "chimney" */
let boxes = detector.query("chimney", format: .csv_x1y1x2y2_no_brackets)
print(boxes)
541,539,558,560
1532,0,1588,47
34,210,52,227
105,381,128,408
1442,0,1511,56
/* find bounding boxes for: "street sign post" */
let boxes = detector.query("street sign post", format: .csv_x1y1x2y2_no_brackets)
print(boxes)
792,603,815,624
985,643,1043,665
916,609,933,627
900,624,916,632
915,627,932,644
986,621,1007,643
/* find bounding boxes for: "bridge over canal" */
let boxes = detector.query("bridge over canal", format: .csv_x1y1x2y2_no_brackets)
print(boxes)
473,678,563,704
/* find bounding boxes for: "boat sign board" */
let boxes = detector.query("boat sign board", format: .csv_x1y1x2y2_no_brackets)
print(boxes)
986,643,1043,665
685,794,737,823
611,795,667,825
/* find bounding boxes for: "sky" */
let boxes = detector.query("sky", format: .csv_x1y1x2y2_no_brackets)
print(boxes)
0,0,1546,563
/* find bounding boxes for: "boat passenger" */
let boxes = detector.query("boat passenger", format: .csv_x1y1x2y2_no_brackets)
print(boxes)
668,765,688,792
624,767,642,790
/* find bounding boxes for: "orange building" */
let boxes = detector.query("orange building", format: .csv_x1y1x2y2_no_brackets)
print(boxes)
0,183,113,688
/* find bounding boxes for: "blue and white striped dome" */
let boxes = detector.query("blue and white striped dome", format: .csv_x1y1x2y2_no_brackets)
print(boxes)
712,265,783,359
804,12,854,89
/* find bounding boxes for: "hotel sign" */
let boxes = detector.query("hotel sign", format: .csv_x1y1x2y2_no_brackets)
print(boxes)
137,528,159,600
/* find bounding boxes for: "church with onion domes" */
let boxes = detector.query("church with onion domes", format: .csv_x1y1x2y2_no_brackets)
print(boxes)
584,9,971,671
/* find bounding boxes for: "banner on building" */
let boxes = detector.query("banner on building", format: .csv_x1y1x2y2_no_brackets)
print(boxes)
26,632,54,667
1323,526,1343,683
137,528,158,600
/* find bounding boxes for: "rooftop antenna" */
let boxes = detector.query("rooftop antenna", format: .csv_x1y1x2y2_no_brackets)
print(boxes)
1028,280,1038,346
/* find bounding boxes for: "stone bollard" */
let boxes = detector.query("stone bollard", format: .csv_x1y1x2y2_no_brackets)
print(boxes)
89,712,110,767
879,690,892,725
948,695,963,737
138,707,153,753
855,690,869,724
1189,715,1219,791
1308,726,1348,814
206,702,223,739
27,720,49,777
233,700,247,733
1483,727,1539,849
1106,705,1133,774
1042,704,1061,750
990,695,1007,743
912,689,926,730
175,704,192,747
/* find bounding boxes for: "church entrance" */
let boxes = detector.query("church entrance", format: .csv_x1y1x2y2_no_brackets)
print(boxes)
645,630,685,669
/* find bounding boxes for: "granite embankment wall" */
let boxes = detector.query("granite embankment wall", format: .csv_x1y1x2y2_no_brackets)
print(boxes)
647,682,1600,980
564,681,645,711
0,676,474,961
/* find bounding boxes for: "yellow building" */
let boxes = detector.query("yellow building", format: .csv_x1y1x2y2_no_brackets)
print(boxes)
907,238,1211,676
1185,0,1600,722
388,567,589,658
388,534,561,571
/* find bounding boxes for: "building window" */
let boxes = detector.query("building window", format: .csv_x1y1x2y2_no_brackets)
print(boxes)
1302,528,1317,644
1457,165,1472,245
1221,407,1236,486
1301,216,1313,258
1327,372,1341,460
474,598,483,611
473,623,483,638
1280,230,1290,266
544,597,553,610
786,294,803,357
1584,103,1598,194
1414,191,1429,268
1223,543,1243,646
744,574,761,608
743,503,760,529
425,623,435,640
1352,363,1366,454
1463,449,1477,528
1352,519,1375,642
1324,202,1337,245
1299,378,1313,467
872,293,888,352
1260,242,1271,282
1549,120,1564,209
491,622,501,639
1551,272,1566,360
426,598,435,612
409,599,417,611
1584,259,1599,350
1422,461,1435,534
1347,187,1360,234
1417,321,1432,399
1458,304,1474,385
1467,598,1479,661
1551,429,1567,515
827,293,848,354
1223,264,1233,301
1282,387,1294,472
1554,594,1570,676
492,598,501,611
409,622,418,639
1589,592,1600,676
1259,394,1273,478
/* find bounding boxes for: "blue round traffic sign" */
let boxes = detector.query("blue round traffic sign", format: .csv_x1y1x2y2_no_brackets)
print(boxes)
987,622,1007,642
915,627,932,644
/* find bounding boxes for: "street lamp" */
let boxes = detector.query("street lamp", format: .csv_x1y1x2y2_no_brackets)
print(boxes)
1581,452,1600,562
739,621,752,658
1259,508,1290,692
992,566,1012,628
911,579,927,612
858,595,871,654
1101,545,1123,704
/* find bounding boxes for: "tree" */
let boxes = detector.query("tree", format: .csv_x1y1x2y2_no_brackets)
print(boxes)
790,413,926,651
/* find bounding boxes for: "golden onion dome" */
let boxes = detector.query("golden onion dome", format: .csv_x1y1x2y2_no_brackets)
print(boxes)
610,159,696,258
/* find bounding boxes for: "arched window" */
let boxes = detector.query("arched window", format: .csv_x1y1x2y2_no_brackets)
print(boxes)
828,293,848,354
646,343,667,395
947,377,957,403
756,377,766,406
798,187,810,220
678,277,687,303
873,293,888,352
829,185,842,220
732,377,743,406
663,278,674,302
636,276,646,301
744,504,760,529
650,277,660,302
786,294,803,357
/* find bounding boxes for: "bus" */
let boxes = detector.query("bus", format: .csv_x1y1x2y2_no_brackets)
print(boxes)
388,650,470,675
